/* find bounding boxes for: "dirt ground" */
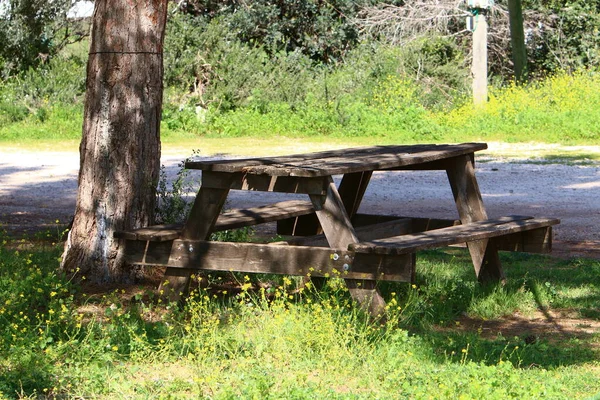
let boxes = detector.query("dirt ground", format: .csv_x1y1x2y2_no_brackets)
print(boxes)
2,148,598,257
1,147,599,341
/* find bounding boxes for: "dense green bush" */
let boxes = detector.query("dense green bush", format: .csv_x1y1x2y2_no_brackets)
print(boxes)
0,51,86,134
0,0,87,77
178,0,373,63
164,15,316,112
521,0,600,75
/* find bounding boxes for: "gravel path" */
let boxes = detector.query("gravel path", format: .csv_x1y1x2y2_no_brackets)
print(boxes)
1,150,599,258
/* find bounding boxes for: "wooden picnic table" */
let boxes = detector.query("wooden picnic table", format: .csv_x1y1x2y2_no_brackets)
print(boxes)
116,143,559,316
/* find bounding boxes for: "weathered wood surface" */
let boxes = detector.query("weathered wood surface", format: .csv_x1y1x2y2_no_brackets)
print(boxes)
310,177,387,316
125,240,415,282
338,171,373,218
281,216,459,247
495,226,554,253
114,211,459,244
284,217,414,247
215,200,314,230
446,154,503,283
350,216,560,255
277,170,373,236
115,224,182,242
158,178,232,300
115,200,316,241
185,143,488,177
202,171,329,194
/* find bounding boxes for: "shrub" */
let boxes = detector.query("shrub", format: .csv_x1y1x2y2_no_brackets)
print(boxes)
0,0,88,77
176,0,371,64
436,68,600,143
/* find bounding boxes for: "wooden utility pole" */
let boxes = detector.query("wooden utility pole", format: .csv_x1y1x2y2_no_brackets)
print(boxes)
507,0,528,83
61,0,169,283
472,11,488,105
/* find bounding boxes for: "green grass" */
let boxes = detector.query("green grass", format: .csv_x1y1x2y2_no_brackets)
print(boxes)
1,228,599,399
2,70,600,152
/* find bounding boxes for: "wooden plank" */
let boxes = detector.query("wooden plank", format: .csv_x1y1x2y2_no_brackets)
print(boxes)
115,200,316,242
337,171,373,217
201,171,328,195
310,177,387,317
351,214,459,231
125,239,413,282
494,226,554,253
185,143,488,177
284,217,414,247
446,154,503,283
278,170,373,236
276,213,321,236
215,200,314,230
349,217,560,255
185,144,453,171
310,177,359,247
114,224,181,241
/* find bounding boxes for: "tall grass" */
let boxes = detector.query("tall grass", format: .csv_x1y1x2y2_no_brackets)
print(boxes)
438,70,600,144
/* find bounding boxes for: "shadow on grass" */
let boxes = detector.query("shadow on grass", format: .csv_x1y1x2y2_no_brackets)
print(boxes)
379,249,600,369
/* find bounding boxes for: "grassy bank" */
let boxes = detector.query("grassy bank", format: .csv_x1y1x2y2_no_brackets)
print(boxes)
1,230,599,398
1,71,599,148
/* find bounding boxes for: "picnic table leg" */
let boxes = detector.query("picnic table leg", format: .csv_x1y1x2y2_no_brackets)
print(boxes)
277,171,373,236
158,173,232,301
446,155,505,283
338,171,373,218
310,176,386,318
290,171,374,289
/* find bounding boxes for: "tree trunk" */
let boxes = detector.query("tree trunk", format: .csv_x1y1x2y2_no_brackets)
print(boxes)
61,0,168,283
507,0,528,83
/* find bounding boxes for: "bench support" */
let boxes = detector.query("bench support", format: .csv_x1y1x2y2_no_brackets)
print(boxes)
311,176,386,317
446,155,505,283
158,172,232,301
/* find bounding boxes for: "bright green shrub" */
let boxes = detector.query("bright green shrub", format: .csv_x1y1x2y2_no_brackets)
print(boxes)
436,69,600,143
0,51,86,132
164,16,315,113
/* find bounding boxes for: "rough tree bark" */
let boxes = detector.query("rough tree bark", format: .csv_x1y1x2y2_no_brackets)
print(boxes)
61,0,168,283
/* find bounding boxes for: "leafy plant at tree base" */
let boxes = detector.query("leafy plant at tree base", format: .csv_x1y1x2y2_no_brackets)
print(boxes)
155,160,196,225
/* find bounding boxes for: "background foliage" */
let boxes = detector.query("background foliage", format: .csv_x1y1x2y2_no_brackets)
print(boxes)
0,0,87,78
1,0,599,144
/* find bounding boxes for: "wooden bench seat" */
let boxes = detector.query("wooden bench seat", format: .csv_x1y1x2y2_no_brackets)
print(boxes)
349,216,560,255
114,200,315,242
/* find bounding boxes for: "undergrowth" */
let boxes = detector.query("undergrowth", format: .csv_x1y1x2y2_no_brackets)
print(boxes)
1,228,599,398
1,39,599,145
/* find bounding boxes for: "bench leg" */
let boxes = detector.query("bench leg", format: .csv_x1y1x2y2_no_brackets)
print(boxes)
310,176,386,317
159,175,232,301
446,155,505,283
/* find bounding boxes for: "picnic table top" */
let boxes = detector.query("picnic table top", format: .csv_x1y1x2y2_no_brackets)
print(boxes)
185,142,488,178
